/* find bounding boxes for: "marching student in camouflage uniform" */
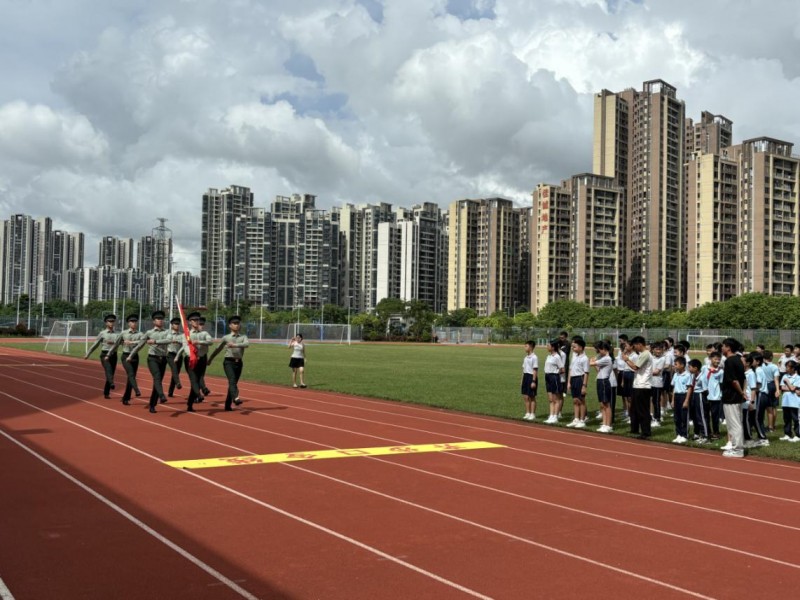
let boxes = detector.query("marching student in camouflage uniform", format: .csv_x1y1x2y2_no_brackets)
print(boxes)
176,311,212,411
84,314,119,399
130,310,171,414
208,315,249,411
110,314,145,404
167,317,184,397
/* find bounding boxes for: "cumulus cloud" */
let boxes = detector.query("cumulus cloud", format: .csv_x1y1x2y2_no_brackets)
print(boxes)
4,0,800,270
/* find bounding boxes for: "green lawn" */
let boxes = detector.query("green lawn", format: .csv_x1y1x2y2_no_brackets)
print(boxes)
6,340,800,461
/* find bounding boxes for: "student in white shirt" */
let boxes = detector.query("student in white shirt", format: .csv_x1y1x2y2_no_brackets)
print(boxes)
566,338,590,429
544,341,565,424
521,341,539,421
591,340,614,433
622,336,653,439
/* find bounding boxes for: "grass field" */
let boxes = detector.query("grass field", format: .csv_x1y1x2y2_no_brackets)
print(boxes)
6,339,800,461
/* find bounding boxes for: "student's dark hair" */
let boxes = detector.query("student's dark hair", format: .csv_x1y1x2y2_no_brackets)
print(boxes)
618,334,629,341
572,338,586,349
548,340,560,352
674,356,686,367
749,352,763,365
675,343,688,353
756,344,766,351
665,336,674,345
559,331,568,337
630,335,646,346
525,340,536,349
787,360,798,371
688,358,703,370
594,340,610,352
709,351,722,359
706,343,716,350
785,344,794,351
679,340,691,350
764,350,774,360
744,353,755,366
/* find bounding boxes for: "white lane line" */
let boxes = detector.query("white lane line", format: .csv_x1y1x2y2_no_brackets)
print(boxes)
235,380,800,479
0,427,260,600
0,393,494,600
0,576,16,600
2,391,716,599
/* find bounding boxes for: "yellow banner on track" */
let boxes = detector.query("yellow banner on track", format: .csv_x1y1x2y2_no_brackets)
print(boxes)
165,441,505,470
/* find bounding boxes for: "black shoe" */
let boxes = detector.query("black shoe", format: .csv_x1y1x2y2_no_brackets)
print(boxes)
104,394,111,399
202,388,211,395
122,399,130,405
234,398,242,405
186,406,194,412
299,384,307,388
159,396,167,404
110,384,116,390
168,392,173,398
637,434,650,440
149,407,157,414
177,383,182,390
224,406,233,411
196,396,204,403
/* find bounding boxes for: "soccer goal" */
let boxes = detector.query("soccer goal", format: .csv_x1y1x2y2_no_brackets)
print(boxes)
44,320,90,355
685,334,726,351
288,323,353,344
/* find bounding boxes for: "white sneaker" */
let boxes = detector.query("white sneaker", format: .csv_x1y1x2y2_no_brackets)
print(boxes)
624,417,631,424
671,436,682,444
523,413,532,420
650,419,661,428
789,437,800,443
566,418,579,428
597,425,610,433
574,420,586,429
779,435,792,441
528,415,536,422
755,439,770,447
722,449,744,458
545,415,556,424
743,440,757,449
721,441,733,450
721,419,727,426
689,420,694,427
595,411,603,420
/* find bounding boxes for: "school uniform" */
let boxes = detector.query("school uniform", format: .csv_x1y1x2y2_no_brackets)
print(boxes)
780,374,800,440
706,367,724,436
754,365,770,440
544,353,564,394
569,353,590,399
692,367,710,439
594,355,613,405
521,353,539,398
743,369,758,441
650,355,665,421
672,370,693,439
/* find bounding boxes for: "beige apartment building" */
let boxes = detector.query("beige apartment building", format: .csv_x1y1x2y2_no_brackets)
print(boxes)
685,153,740,309
727,138,800,297
593,80,685,311
530,184,571,313
447,198,520,316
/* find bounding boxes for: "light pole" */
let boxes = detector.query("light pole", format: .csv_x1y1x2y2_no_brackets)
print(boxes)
27,282,33,330
347,296,353,346
111,269,120,318
15,285,22,325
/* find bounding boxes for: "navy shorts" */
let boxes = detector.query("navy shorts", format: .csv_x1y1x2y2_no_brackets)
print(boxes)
620,371,634,396
596,378,612,405
570,375,585,399
545,373,560,394
521,373,537,397
662,371,673,392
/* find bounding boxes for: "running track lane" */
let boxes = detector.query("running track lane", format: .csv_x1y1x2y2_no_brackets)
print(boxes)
1,346,800,597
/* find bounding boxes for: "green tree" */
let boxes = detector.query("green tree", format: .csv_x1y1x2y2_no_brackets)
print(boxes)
437,308,478,327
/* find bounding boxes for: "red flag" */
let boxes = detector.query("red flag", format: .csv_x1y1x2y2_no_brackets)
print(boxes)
175,296,198,370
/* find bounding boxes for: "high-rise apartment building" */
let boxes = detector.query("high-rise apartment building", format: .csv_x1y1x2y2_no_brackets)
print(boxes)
448,198,521,316
530,184,571,313
685,153,740,309
201,185,254,306
98,236,134,269
0,215,52,305
51,231,84,302
594,80,685,311
728,138,800,296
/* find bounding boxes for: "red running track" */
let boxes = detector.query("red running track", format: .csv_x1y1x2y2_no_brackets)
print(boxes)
1,345,800,599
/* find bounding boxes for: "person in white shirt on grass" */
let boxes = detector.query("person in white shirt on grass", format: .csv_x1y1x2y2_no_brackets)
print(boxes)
590,340,614,432
520,341,539,421
543,341,565,424
566,338,590,429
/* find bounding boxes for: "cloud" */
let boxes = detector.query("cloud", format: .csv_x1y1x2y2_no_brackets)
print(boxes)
4,0,800,274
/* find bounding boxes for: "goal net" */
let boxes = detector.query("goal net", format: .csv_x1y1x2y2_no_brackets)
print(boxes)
44,320,90,355
287,323,352,344
685,334,726,352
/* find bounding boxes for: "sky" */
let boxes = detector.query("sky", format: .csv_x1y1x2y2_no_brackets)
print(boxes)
3,0,800,272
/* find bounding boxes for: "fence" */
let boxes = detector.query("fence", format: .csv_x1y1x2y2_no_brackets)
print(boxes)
433,326,800,350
